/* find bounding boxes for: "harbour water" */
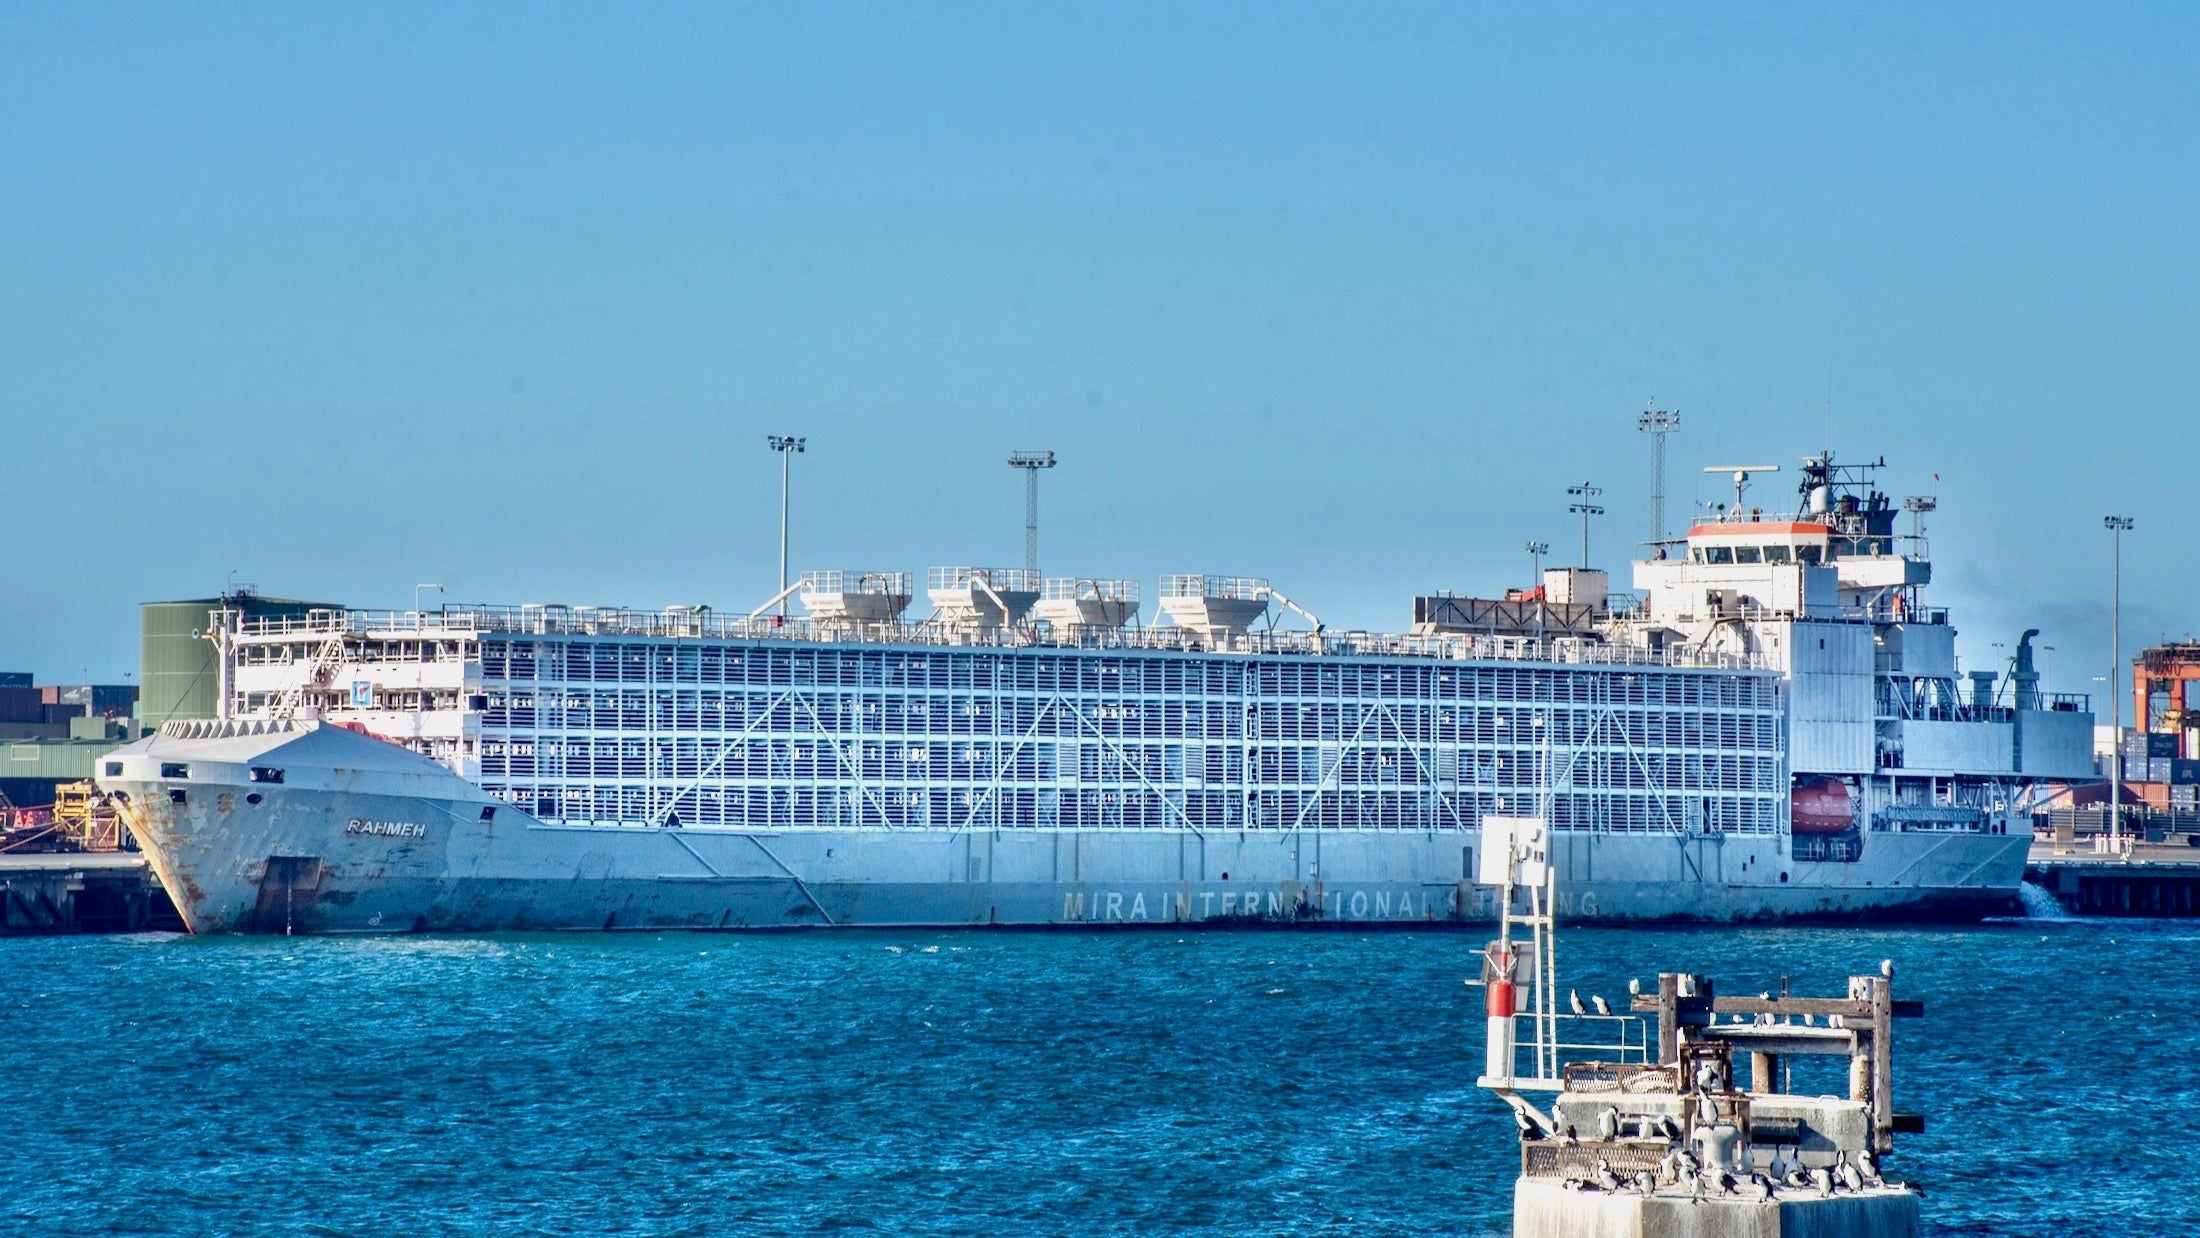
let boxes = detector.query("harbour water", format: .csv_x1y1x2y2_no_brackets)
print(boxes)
4,917,2191,1236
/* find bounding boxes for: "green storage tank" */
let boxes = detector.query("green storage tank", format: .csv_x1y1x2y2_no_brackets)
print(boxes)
140,593,341,727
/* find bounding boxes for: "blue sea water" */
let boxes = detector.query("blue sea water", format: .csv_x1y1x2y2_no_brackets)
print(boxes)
2,918,2193,1237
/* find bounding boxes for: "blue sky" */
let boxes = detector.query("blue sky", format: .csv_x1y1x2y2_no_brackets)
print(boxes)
2,4,2194,717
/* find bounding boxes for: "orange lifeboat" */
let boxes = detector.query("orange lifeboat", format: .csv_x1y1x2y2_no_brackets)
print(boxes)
1790,775,1855,835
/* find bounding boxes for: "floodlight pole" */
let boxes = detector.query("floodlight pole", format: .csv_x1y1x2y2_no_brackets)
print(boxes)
768,436,806,616
1525,540,1550,640
1007,450,1057,575
1636,405,1680,542
2105,514,2134,849
1566,482,1604,569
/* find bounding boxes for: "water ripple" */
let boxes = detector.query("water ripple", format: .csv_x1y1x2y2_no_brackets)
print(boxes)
2,922,2194,1235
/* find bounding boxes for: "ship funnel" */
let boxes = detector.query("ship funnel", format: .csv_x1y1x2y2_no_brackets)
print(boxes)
926,566,1040,629
1158,575,1270,643
2013,628,2043,711
1033,578,1141,634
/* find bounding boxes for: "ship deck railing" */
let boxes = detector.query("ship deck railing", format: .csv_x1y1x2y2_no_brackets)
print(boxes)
232,606,1771,672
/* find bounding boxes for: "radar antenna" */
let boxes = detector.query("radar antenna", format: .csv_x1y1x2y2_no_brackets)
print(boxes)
1902,495,1937,540
1702,464,1781,516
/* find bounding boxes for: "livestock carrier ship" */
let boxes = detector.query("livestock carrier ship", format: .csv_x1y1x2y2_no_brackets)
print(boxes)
98,453,2095,933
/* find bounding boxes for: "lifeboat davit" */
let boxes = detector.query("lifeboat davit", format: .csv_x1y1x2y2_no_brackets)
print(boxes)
1790,775,1855,835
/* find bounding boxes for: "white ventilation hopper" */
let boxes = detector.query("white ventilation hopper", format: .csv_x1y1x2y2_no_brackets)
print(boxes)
799,571,914,627
1033,578,1141,631
1158,575,1270,641
926,567,1040,628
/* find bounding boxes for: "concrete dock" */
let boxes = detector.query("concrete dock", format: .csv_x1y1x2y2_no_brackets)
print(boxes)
2026,839,2200,917
1513,1177,1918,1238
0,852,181,935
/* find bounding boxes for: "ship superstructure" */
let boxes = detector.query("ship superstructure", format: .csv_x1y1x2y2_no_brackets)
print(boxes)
98,453,2096,933
1619,455,2093,861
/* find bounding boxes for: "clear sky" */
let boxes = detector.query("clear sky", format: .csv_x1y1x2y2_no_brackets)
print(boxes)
3,4,2194,719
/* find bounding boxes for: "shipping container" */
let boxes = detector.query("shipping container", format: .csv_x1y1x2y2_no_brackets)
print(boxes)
0,687,41,724
2123,731,2179,759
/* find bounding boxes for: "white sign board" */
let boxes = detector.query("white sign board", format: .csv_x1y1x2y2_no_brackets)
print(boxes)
1477,814,1548,887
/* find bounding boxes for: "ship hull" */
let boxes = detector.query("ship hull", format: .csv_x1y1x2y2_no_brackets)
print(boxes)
111,767,2025,934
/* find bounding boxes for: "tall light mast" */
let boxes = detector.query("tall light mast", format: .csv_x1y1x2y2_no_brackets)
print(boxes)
1566,482,1604,569
767,435,805,616
1636,404,1680,542
1008,450,1056,575
2105,514,2134,849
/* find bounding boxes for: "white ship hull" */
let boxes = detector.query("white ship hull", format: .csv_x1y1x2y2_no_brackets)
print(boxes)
104,727,2024,934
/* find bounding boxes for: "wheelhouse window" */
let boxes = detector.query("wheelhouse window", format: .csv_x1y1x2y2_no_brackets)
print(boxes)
1702,546,1734,565
1734,546,1763,564
160,762,189,779
249,767,285,784
1764,546,1792,564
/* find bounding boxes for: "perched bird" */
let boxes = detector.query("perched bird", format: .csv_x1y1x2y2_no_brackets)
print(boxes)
1555,1118,1578,1145
1695,1062,1722,1093
1767,1145,1800,1183
1811,1167,1835,1198
1856,1147,1885,1188
1747,1173,1774,1203
1661,1115,1684,1141
1596,1106,1621,1141
1628,977,1642,997
1837,1152,1865,1193
1881,959,1894,979
1570,988,1587,1016
1595,1159,1623,1191
1695,1093,1719,1124
1714,1169,1739,1196
1513,1107,1543,1141
1785,1167,1813,1190
1591,993,1612,1016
